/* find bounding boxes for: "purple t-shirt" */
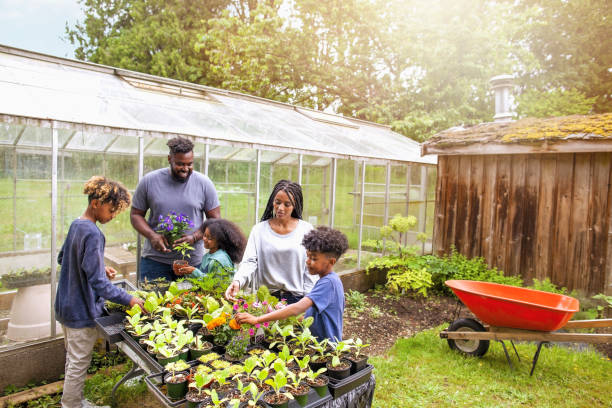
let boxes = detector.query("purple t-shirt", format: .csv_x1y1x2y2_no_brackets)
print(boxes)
305,271,345,342
132,168,220,265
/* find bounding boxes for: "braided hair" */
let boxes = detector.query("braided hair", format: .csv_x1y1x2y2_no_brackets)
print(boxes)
260,180,304,222
167,137,194,155
200,219,247,263
83,176,131,215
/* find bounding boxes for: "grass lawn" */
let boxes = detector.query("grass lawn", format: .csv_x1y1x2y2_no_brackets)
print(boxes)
371,326,611,408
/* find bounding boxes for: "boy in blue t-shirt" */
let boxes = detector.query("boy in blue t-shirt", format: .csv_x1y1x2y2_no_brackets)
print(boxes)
236,226,347,342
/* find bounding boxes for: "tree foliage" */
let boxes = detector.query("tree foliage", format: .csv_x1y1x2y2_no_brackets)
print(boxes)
67,0,612,141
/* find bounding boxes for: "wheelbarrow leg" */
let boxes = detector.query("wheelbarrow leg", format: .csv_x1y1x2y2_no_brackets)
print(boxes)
530,341,547,376
498,340,513,370
111,364,144,401
510,340,521,362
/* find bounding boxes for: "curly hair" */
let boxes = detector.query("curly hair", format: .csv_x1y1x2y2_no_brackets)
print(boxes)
83,176,131,214
167,137,194,155
302,226,349,259
200,218,247,263
260,180,303,221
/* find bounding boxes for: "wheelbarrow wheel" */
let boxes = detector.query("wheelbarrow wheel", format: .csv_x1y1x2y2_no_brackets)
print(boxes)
447,318,489,357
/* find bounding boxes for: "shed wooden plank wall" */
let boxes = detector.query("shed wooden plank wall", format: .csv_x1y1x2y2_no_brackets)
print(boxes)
433,152,612,294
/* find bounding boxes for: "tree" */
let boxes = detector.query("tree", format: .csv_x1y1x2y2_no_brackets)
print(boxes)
515,89,597,118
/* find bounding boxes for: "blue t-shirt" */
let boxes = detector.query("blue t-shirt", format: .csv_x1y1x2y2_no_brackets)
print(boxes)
55,219,132,328
132,168,220,266
304,271,344,342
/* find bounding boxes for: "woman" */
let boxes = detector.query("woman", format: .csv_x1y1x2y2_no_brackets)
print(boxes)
178,218,246,279
224,180,315,304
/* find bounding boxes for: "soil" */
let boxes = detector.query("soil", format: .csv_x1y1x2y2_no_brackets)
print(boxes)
343,291,460,356
342,290,612,359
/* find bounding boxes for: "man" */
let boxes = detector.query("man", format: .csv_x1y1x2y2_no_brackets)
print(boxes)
131,137,220,281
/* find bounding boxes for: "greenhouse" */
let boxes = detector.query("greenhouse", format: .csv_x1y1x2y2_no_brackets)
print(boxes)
0,44,436,351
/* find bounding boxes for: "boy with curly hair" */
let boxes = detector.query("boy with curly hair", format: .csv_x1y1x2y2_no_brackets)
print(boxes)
236,226,348,342
55,176,144,408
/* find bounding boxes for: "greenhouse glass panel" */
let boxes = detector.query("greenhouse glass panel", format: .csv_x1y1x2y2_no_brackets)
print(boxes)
0,123,23,144
106,134,139,154
332,159,361,272
301,155,332,228
0,126,56,350
208,147,256,235
257,152,300,221
361,164,387,244
18,126,53,148
65,130,109,151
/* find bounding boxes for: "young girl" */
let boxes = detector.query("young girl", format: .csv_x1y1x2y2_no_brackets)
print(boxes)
55,176,144,408
178,218,246,279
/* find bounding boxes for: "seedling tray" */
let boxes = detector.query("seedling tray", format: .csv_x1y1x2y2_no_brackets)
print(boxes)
95,313,126,344
112,279,138,292
144,371,187,408
327,364,374,399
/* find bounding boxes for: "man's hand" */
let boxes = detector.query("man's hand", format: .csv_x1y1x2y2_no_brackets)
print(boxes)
173,232,198,246
105,266,117,280
224,280,241,302
235,312,258,325
149,232,171,253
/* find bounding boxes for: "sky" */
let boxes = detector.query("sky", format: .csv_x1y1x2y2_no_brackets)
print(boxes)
0,0,81,58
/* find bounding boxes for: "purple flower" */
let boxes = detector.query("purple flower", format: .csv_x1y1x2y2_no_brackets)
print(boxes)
166,224,174,231
158,215,163,221
170,211,176,215
249,328,255,336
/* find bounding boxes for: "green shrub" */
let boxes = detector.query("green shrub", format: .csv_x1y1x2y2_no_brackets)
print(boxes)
528,278,570,295
386,265,433,297
345,289,367,311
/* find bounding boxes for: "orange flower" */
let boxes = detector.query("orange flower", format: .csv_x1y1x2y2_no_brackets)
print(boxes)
229,319,241,330
206,314,228,330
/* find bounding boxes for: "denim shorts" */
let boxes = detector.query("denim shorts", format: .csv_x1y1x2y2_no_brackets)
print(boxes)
139,257,202,282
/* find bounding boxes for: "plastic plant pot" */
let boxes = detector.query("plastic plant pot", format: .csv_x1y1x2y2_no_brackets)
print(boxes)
348,355,369,374
326,359,351,380
306,375,329,397
262,390,290,408
288,384,311,407
157,353,180,366
164,372,188,400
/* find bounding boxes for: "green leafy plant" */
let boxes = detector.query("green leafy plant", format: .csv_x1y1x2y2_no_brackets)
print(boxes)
345,289,367,312
386,265,433,296
328,340,352,367
264,364,293,402
350,338,370,358
226,333,249,359
270,323,294,350
189,372,213,396
174,241,194,260
156,212,194,245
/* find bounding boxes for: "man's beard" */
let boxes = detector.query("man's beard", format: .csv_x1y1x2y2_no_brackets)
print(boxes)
171,168,192,183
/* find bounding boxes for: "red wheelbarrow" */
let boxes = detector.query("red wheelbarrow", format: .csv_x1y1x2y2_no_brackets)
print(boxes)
439,280,612,375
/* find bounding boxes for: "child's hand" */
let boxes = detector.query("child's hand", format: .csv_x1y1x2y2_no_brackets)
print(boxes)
235,312,258,325
129,296,145,310
177,266,196,276
105,266,117,280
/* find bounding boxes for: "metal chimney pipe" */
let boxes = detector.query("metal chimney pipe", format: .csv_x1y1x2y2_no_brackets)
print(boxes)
490,74,514,122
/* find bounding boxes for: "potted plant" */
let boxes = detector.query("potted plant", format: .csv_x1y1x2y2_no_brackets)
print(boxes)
189,335,214,361
308,338,331,371
173,241,194,273
186,372,213,408
325,341,352,380
304,367,329,397
346,337,370,374
225,332,249,362
244,382,268,408
212,368,235,396
200,389,240,408
164,360,190,400
269,323,294,352
285,368,311,407
155,211,194,273
263,363,294,408
291,327,315,358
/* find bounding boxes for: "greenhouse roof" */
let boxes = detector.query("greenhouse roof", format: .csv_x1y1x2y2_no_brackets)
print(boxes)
0,45,436,165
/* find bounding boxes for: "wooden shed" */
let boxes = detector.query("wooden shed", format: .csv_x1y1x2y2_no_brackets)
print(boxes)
422,113,612,295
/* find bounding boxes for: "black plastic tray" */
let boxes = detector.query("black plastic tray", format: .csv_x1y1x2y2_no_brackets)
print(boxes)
95,313,126,344
144,371,187,408
120,329,164,373
327,364,374,399
287,386,332,408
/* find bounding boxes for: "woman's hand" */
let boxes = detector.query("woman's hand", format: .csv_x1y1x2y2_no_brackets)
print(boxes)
235,312,258,325
224,280,241,301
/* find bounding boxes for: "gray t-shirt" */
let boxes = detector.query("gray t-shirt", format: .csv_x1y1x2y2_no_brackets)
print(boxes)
132,168,220,265
234,219,318,296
